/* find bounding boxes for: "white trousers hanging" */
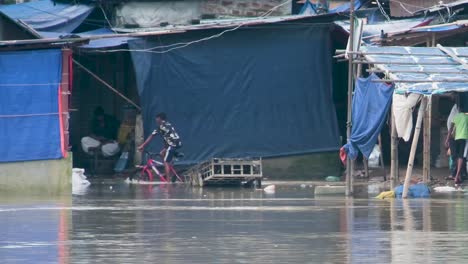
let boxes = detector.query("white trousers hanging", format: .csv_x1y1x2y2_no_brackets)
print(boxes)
81,137,120,157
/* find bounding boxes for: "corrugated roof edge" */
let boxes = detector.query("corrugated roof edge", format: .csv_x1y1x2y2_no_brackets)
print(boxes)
0,13,339,48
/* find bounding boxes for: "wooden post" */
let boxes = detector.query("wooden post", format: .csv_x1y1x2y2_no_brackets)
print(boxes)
378,134,386,181
345,0,355,197
423,96,432,183
363,158,369,178
61,48,71,152
402,98,428,199
390,110,399,189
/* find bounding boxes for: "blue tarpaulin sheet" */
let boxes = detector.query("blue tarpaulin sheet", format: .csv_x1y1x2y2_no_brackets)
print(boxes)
0,49,63,162
343,74,393,159
394,184,430,198
129,25,340,163
0,0,93,33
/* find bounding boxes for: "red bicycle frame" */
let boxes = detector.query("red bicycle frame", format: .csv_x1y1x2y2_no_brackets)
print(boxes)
139,153,183,182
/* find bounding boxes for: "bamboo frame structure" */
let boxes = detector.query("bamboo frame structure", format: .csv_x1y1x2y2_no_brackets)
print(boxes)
337,44,468,198
402,98,427,198
345,0,355,196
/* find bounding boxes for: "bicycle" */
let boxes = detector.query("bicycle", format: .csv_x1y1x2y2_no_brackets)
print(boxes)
132,151,184,183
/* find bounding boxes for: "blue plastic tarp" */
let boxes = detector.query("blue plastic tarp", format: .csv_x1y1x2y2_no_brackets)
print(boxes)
394,184,431,198
343,74,394,159
0,0,94,33
129,25,340,163
0,49,63,162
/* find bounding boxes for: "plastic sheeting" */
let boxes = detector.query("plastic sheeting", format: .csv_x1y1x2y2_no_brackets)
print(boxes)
362,46,468,94
0,49,64,162
394,184,431,198
0,0,94,33
343,74,394,159
115,1,201,28
129,25,340,163
334,17,432,43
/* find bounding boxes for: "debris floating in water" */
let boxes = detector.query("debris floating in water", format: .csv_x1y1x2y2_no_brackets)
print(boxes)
264,185,276,194
434,186,458,192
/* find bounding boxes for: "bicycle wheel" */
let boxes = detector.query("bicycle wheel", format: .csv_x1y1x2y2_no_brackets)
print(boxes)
135,170,151,182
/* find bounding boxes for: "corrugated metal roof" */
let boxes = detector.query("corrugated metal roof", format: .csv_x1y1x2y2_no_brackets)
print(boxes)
0,0,94,33
0,14,337,48
359,46,468,94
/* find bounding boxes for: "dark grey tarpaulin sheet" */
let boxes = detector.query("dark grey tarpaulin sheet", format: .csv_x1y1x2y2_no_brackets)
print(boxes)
129,25,339,163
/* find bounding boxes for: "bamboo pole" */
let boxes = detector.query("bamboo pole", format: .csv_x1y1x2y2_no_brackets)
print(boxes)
402,98,428,199
367,69,467,75
338,51,468,58
345,0,355,197
72,59,142,111
371,79,468,83
363,158,369,178
423,96,432,183
390,110,399,189
378,135,386,181
353,61,460,65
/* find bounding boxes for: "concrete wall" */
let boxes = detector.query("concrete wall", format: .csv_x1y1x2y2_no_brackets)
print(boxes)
201,0,291,17
263,152,342,180
0,154,72,195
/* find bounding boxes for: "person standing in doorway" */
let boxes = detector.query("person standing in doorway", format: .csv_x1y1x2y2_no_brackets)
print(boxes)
447,103,459,180
446,105,468,186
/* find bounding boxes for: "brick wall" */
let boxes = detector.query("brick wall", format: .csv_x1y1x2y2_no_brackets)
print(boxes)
201,0,291,17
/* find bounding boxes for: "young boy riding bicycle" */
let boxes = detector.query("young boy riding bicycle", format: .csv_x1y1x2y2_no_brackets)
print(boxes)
138,113,182,182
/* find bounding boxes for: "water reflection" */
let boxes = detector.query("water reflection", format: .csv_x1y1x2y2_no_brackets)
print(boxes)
0,196,71,264
1,184,468,263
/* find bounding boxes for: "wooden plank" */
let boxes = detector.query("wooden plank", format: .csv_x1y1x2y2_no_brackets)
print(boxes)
61,48,72,152
403,98,427,199
378,135,386,181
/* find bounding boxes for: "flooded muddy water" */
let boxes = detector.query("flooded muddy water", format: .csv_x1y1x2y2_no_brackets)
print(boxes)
1,182,468,263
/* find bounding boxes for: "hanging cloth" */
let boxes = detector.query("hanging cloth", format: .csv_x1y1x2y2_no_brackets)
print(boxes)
392,93,422,141
342,74,394,160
